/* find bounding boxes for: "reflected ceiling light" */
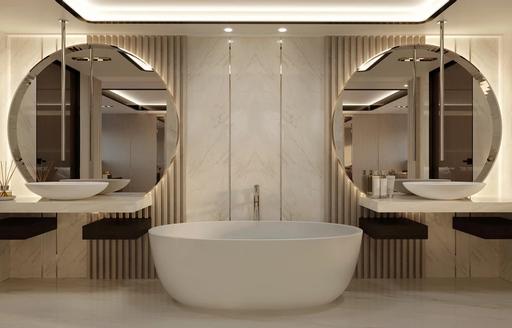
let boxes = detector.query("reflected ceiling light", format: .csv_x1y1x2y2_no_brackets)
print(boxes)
109,90,167,106
117,49,154,72
403,84,409,88
278,27,288,33
398,57,437,62
357,51,390,72
224,27,233,33
56,0,456,23
343,90,399,106
101,104,113,108
72,56,111,62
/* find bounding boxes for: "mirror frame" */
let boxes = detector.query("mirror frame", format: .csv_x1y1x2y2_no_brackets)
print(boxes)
331,44,502,186
7,43,180,185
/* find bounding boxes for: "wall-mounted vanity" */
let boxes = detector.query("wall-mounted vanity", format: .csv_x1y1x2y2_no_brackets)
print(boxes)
0,42,180,277
333,44,504,213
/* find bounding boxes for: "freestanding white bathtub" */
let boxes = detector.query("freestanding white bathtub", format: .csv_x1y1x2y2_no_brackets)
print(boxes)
149,221,362,310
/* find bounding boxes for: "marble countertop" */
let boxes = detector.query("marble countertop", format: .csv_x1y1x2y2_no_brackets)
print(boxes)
0,192,152,213
359,194,512,213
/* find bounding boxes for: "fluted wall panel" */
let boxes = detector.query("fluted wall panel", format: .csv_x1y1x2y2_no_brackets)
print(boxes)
87,35,184,279
327,36,426,278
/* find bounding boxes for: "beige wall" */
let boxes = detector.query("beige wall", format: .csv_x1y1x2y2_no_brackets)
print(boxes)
499,33,512,282
185,37,326,221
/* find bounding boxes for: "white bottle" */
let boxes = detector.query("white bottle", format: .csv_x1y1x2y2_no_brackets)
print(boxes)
371,174,381,199
379,176,388,198
386,175,396,198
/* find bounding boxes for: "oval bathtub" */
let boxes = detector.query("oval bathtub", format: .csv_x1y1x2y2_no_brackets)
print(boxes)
149,221,362,310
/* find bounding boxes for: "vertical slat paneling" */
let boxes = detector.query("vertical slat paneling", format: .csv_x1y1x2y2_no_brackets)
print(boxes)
328,35,425,279
86,35,184,279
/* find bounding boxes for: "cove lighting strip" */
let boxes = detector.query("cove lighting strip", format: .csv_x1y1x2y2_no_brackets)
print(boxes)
57,0,456,23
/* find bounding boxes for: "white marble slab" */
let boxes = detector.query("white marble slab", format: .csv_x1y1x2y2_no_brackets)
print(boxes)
360,194,512,213
0,192,151,213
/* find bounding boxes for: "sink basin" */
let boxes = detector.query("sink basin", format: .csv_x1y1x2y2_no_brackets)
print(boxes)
403,181,486,200
395,179,450,194
26,182,108,200
61,179,130,194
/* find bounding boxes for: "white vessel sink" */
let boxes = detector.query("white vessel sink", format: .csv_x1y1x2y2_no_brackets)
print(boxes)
26,182,108,200
403,181,486,200
61,179,130,194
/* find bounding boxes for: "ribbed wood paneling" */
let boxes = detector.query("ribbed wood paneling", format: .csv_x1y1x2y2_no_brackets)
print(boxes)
87,35,184,279
327,35,426,278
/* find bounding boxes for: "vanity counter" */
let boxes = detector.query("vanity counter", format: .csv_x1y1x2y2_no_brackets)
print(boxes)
360,195,512,213
0,192,152,213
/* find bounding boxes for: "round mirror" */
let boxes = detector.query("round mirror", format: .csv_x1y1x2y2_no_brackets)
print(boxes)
333,44,501,194
8,44,179,192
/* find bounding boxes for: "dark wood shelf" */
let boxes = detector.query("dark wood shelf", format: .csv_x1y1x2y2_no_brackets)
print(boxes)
453,217,512,239
359,217,428,240
82,218,151,240
0,217,57,240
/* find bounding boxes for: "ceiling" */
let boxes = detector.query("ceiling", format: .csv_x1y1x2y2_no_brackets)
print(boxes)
0,0,511,35
59,0,452,23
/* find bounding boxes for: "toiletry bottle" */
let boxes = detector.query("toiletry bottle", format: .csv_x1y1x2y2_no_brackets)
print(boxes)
386,175,396,198
371,173,380,199
379,172,388,198
368,170,373,195
362,170,368,193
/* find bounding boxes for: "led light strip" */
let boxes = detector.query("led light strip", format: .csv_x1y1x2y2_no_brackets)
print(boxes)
57,0,456,23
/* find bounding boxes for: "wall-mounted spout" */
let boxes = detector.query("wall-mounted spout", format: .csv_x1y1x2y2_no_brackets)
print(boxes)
253,184,260,221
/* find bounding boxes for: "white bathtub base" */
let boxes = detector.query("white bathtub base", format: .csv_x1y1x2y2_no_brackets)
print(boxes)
150,221,362,310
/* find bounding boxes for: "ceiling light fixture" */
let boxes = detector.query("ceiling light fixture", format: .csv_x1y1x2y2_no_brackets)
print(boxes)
224,27,233,33
71,56,111,62
56,0,456,23
278,27,287,33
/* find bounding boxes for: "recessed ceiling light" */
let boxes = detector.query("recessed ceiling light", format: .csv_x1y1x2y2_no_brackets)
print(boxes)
404,84,409,88
224,27,233,33
278,27,288,33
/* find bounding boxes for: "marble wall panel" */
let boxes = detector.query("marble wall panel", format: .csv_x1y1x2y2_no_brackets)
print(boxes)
5,36,87,279
0,35,9,282
230,38,281,220
282,38,327,220
185,37,230,221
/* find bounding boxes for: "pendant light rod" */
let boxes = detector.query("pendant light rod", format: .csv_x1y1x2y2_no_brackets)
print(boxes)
59,19,67,162
439,20,446,162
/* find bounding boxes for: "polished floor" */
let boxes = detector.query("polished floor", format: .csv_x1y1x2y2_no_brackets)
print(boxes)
0,278,511,328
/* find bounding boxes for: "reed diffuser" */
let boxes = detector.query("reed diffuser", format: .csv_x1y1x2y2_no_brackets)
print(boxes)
0,160,17,199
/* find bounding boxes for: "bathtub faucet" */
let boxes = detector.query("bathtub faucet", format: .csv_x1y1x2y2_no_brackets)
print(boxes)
253,184,260,221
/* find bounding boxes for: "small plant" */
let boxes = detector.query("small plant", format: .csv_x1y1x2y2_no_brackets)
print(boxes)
0,160,16,197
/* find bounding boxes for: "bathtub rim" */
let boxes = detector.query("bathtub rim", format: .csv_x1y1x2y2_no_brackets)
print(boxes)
148,220,363,242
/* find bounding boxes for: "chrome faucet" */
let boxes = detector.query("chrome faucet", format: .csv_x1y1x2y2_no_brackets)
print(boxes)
253,184,260,221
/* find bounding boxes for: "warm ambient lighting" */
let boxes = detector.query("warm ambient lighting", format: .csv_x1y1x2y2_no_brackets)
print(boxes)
117,49,154,72
224,27,233,33
278,27,288,33
109,90,167,106
57,0,455,23
357,51,389,72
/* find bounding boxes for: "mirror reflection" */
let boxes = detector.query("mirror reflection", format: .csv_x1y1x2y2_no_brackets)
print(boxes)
333,45,501,195
9,44,178,192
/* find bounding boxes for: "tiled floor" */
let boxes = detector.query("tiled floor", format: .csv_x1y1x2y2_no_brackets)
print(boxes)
0,278,511,327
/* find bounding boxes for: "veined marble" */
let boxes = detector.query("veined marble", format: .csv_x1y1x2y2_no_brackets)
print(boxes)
282,38,326,220
230,38,281,220
0,279,511,328
185,37,230,221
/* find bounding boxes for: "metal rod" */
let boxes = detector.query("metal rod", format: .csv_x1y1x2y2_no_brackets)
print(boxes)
89,46,94,163
59,19,67,162
439,20,446,162
412,47,417,162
